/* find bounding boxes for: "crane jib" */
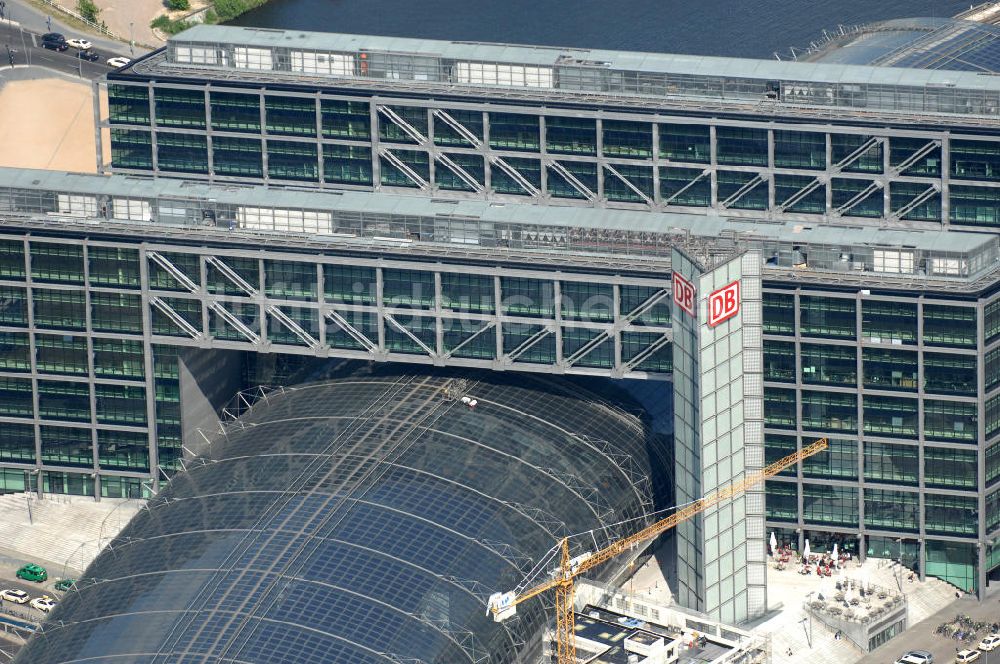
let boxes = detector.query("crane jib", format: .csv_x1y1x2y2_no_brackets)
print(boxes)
488,438,829,664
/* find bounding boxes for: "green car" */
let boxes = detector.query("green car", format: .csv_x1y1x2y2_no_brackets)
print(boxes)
15,564,47,582
54,579,76,592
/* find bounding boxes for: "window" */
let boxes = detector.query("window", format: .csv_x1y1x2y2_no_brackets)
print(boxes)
864,489,918,532
800,344,856,385
863,395,918,437
930,257,965,276
802,438,856,479
803,484,857,527
455,62,553,88
924,400,977,443
34,290,86,330
763,388,796,429
30,243,83,284
233,46,273,70
801,391,857,432
238,207,331,234
40,426,92,467
383,269,435,309
923,304,976,348
291,50,353,75
172,45,223,66
57,194,97,217
873,249,914,274
864,441,918,485
763,340,795,382
35,335,88,375
862,348,917,390
111,198,151,221
764,435,797,476
765,480,797,521
924,447,977,490
925,495,977,536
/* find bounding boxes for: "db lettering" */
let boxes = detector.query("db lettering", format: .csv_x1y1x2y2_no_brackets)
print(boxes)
673,273,696,317
708,281,740,327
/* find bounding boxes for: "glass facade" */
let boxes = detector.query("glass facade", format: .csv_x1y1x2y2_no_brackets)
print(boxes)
37,41,1000,599
97,75,1000,239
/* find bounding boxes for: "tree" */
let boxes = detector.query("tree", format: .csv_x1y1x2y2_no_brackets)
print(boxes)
76,0,100,23
166,0,190,10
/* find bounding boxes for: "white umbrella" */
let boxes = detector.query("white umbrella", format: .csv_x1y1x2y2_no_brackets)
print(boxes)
769,532,777,557
803,539,811,562
832,543,839,567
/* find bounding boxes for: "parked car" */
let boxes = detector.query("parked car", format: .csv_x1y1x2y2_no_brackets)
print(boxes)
66,38,92,50
0,589,29,604
979,635,1000,652
41,33,68,51
15,563,47,582
53,579,76,592
956,650,981,663
75,50,100,62
29,596,56,613
896,652,934,664
106,56,131,68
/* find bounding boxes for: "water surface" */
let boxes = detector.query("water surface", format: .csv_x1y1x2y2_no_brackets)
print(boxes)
231,0,974,58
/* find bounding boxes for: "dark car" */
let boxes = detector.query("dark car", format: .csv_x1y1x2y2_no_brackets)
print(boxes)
54,578,76,592
41,33,68,51
75,50,100,62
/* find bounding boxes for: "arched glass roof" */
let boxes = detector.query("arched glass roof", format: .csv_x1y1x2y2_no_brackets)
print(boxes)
811,17,1000,73
16,367,670,664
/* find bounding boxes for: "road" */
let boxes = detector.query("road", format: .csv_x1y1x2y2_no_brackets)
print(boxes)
0,574,65,623
0,0,139,56
0,20,113,80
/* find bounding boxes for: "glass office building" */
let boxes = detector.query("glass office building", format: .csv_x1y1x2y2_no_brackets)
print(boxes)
4,21,1000,616
0,164,997,608
15,367,667,664
99,25,1000,230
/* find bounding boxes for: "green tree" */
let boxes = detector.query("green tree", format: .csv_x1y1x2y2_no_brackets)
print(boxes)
76,0,100,23
167,0,191,10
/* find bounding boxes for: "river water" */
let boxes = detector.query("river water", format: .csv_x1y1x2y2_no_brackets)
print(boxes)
230,0,975,58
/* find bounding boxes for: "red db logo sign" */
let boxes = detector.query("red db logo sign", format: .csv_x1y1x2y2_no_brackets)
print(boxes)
708,280,740,327
673,272,696,318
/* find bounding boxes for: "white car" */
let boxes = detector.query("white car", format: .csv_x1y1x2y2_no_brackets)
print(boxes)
980,635,1000,652
29,596,56,613
106,57,131,68
956,650,981,663
66,38,92,50
896,653,933,664
0,588,28,604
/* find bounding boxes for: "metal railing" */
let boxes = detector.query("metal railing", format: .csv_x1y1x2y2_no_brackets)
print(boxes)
35,0,121,40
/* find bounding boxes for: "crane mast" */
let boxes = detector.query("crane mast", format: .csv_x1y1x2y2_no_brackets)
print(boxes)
488,438,829,664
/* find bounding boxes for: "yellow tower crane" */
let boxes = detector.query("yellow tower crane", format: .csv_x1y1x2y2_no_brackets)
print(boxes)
487,438,829,664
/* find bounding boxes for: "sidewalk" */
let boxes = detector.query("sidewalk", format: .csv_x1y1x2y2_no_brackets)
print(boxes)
0,0,143,55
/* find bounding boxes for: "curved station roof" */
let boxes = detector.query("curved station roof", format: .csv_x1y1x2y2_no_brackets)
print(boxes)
810,17,1000,73
16,367,668,664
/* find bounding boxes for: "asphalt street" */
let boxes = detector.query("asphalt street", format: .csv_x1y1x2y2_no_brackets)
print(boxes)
0,20,113,80
0,0,140,55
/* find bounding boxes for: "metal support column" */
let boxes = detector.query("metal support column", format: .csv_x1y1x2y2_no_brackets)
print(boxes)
148,82,159,175
204,87,214,177
138,245,160,494
709,124,718,210
83,242,100,501
941,133,951,226
92,79,104,174
23,238,41,497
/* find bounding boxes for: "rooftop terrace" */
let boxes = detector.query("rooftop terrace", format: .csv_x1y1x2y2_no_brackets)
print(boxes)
115,25,1000,125
1,168,997,291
